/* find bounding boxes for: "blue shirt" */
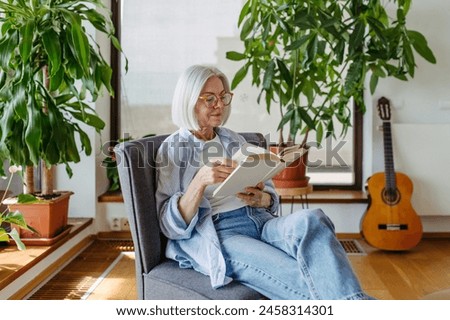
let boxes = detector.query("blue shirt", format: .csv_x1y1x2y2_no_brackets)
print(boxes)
155,127,279,288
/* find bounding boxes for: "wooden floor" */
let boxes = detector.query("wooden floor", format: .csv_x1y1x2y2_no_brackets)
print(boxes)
351,238,450,299
28,238,450,300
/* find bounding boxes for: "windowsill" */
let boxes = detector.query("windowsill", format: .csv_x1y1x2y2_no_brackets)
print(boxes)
291,189,368,204
98,190,123,202
0,218,93,292
98,189,368,204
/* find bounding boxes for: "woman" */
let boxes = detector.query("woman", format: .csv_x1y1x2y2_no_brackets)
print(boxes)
155,65,371,300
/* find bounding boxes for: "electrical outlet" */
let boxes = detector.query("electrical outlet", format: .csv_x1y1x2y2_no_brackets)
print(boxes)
120,218,131,231
110,217,121,231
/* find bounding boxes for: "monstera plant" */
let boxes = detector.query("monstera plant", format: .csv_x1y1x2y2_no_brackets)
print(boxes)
0,0,125,238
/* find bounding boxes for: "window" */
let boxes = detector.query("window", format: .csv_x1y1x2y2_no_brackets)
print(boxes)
110,0,362,189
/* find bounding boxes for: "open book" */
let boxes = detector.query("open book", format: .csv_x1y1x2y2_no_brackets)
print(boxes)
212,143,307,197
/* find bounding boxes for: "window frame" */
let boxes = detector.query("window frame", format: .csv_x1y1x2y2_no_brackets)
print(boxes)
109,0,363,191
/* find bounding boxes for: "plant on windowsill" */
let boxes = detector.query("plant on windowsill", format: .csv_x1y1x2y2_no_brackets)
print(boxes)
0,0,126,239
226,0,436,188
0,166,37,250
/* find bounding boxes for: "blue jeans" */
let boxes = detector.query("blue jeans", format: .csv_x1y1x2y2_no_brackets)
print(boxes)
213,206,370,300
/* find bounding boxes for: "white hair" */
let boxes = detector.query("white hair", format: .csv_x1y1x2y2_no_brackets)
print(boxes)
171,65,232,130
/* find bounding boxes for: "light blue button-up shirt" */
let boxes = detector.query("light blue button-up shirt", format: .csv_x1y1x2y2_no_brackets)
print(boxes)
155,127,279,289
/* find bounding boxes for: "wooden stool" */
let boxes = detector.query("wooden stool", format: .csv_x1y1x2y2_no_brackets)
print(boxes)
276,184,313,215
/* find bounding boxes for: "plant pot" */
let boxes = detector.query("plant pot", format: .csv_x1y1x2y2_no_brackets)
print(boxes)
6,191,73,239
270,145,309,188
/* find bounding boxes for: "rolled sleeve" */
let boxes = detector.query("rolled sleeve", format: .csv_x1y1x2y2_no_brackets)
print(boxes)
264,179,280,215
159,191,199,240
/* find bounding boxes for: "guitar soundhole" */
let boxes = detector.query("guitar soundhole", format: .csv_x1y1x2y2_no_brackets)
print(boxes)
382,188,401,205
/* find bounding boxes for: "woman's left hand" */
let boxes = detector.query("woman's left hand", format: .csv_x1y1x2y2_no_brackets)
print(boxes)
236,182,272,208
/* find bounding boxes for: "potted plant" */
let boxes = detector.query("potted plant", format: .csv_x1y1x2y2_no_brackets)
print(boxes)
226,0,436,187
0,165,37,250
0,0,125,238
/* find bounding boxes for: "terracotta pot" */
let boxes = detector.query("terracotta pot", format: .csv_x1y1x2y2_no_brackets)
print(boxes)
270,145,310,188
8,191,73,239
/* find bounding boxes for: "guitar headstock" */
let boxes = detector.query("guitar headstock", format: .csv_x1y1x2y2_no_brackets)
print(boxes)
377,97,391,121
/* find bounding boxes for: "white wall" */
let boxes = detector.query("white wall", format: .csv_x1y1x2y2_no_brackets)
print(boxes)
57,0,450,234
55,1,112,225
369,0,450,217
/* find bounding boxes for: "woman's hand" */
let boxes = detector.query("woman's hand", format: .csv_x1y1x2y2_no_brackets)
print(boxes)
236,182,272,208
178,158,236,224
195,158,237,188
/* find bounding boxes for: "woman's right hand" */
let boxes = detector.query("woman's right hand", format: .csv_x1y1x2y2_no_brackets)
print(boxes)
178,158,236,224
195,158,237,188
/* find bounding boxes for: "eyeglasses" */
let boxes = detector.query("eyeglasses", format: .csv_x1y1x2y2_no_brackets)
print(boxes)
198,92,233,108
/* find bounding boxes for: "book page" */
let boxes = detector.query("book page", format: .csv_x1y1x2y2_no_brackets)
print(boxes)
278,145,307,165
232,143,273,164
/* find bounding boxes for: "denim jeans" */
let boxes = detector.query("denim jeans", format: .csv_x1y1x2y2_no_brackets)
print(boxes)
213,206,370,300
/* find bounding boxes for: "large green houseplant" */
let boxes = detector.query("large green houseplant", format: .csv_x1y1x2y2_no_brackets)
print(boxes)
0,0,124,238
227,0,435,171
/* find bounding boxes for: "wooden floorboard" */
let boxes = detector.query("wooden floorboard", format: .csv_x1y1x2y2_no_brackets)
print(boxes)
26,238,450,300
349,238,450,300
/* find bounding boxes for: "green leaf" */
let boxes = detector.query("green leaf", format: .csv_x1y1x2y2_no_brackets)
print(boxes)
19,19,34,63
55,94,75,105
238,0,251,27
263,60,275,90
349,20,365,55
82,8,109,34
226,51,247,61
10,83,27,120
0,230,9,242
231,65,248,90
370,73,378,94
0,29,19,69
65,126,81,163
240,18,253,41
345,59,363,93
298,107,315,129
18,193,39,204
285,35,310,51
276,59,292,88
404,46,415,77
98,64,114,96
273,12,291,35
407,30,436,64
64,12,90,74
305,33,318,66
49,65,64,92
9,228,26,251
402,0,412,15
42,29,62,76
316,122,324,144
77,127,92,155
66,108,105,131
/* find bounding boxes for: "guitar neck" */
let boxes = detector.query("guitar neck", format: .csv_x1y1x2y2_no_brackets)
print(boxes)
383,121,397,191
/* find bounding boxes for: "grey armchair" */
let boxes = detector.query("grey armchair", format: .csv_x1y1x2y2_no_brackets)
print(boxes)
115,132,266,300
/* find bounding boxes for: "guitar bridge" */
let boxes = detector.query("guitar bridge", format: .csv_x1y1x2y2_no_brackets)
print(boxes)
378,224,408,230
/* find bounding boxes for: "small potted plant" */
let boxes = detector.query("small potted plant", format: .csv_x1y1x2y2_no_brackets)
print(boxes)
0,165,37,250
227,0,435,187
0,0,125,238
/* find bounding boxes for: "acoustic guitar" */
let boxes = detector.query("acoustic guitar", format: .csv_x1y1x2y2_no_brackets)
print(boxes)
361,97,423,251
